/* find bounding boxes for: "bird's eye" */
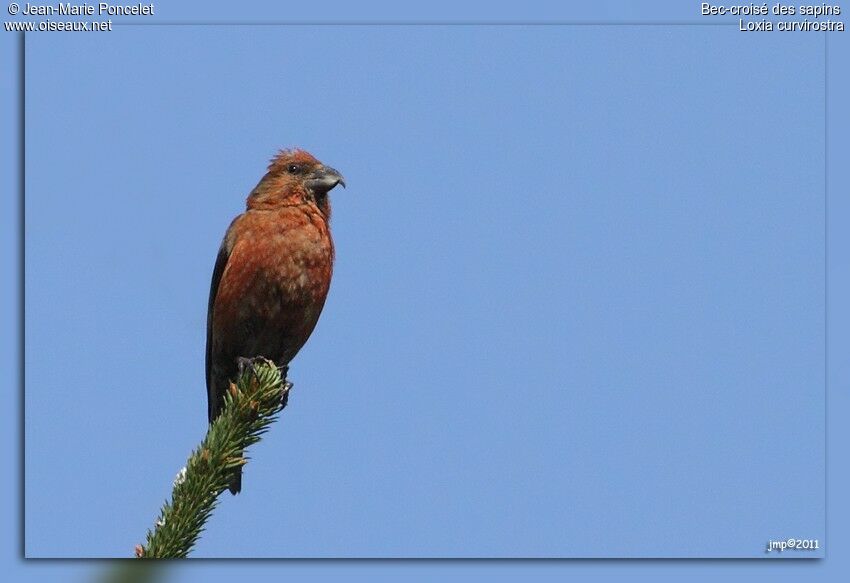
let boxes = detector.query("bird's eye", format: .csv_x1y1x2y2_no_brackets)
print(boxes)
287,164,302,174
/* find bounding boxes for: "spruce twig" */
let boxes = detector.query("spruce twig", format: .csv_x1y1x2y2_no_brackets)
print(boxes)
136,359,288,558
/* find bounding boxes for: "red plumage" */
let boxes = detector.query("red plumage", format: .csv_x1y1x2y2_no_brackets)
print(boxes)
205,149,345,494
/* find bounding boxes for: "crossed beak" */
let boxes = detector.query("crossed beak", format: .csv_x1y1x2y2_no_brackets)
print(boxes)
307,165,346,196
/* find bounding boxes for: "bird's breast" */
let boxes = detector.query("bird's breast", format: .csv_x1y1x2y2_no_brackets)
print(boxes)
213,206,334,363
248,210,333,304
217,207,333,318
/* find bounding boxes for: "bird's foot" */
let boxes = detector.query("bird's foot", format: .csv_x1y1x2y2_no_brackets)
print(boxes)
276,364,290,382
277,364,292,408
280,380,293,408
236,356,265,381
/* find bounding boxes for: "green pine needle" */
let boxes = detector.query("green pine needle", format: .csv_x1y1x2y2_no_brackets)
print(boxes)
137,359,288,558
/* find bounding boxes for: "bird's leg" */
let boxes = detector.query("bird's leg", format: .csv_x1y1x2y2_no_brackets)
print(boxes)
277,363,292,408
236,356,253,378
236,356,265,384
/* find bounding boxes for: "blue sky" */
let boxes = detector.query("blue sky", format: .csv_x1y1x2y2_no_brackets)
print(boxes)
3,0,850,581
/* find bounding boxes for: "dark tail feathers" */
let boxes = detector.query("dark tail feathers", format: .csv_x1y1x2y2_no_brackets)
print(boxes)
228,468,242,495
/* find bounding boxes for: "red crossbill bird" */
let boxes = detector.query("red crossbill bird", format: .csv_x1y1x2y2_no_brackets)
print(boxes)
205,149,345,494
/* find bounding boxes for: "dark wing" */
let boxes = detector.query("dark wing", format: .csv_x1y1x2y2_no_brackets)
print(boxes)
205,240,231,422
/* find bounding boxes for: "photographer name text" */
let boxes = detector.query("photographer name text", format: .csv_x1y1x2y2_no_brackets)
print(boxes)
19,2,153,16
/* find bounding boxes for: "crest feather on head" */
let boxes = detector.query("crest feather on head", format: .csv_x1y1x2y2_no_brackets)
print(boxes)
268,148,320,173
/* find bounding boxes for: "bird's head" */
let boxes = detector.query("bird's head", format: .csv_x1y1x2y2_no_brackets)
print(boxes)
247,149,345,216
